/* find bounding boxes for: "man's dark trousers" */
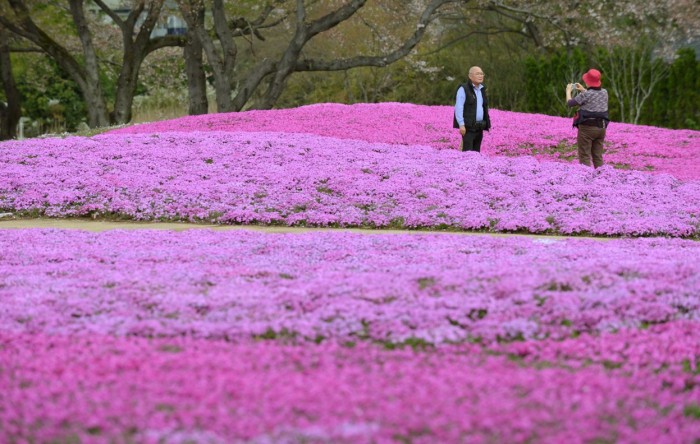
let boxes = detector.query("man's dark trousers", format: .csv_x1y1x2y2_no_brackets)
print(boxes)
462,129,484,152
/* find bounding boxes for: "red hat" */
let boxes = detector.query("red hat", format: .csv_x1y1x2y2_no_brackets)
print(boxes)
582,69,601,87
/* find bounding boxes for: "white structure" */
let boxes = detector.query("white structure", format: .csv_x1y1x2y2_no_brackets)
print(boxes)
87,0,187,37
17,117,31,140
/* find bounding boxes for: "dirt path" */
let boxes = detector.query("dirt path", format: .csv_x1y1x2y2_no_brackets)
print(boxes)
0,217,611,241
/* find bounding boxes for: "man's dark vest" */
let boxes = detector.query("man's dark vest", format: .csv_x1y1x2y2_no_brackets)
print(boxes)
453,83,491,130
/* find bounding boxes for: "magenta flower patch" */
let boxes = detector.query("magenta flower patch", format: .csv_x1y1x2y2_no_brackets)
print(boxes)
106,103,700,180
2,229,699,344
1,131,699,237
2,331,699,443
2,102,700,442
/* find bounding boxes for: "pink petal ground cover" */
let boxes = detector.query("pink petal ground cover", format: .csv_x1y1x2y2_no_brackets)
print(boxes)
107,103,700,181
2,131,699,237
2,230,700,442
2,230,699,344
2,331,699,443
2,102,700,442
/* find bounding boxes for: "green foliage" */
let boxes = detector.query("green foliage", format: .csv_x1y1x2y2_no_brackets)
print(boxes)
644,48,700,129
523,47,589,116
13,55,87,135
682,358,700,375
684,403,700,419
132,47,189,121
519,45,699,129
595,42,670,124
381,337,434,351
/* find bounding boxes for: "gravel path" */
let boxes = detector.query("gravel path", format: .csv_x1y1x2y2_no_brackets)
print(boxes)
0,217,610,241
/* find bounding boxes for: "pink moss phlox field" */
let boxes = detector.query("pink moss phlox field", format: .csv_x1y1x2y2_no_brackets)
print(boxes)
106,103,700,180
2,230,699,344
2,102,700,443
2,332,699,443
497,320,700,371
2,131,699,237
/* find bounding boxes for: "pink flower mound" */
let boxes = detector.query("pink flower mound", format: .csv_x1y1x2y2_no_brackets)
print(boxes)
2,132,699,237
2,331,699,443
2,230,699,344
109,102,458,150
105,102,700,180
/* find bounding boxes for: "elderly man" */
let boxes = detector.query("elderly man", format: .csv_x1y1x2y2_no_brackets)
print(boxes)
453,66,491,152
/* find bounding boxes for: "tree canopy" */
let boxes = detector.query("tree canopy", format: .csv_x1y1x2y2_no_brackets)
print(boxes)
0,0,698,138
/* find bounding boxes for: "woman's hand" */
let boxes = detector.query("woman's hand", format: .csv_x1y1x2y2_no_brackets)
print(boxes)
566,84,574,101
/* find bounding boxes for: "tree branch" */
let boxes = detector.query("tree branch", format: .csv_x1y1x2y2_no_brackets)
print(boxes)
418,29,530,57
92,0,125,30
305,0,366,38
3,0,88,88
133,1,165,51
296,0,306,28
295,0,458,72
232,58,277,110
145,35,187,55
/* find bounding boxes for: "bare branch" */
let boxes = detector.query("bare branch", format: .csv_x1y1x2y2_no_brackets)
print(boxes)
145,35,187,55
305,0,367,38
296,0,306,27
295,0,458,72
93,0,125,30
7,46,43,53
418,29,530,57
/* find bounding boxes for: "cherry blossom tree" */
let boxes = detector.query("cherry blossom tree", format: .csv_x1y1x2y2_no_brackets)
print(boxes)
479,0,700,123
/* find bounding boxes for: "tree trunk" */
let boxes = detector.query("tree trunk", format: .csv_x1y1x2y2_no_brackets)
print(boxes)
230,59,276,111
179,1,233,112
212,0,237,111
104,0,166,124
201,44,233,111
184,26,208,115
1,0,110,128
114,30,188,122
111,44,140,124
179,0,290,112
68,0,111,127
0,28,20,140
